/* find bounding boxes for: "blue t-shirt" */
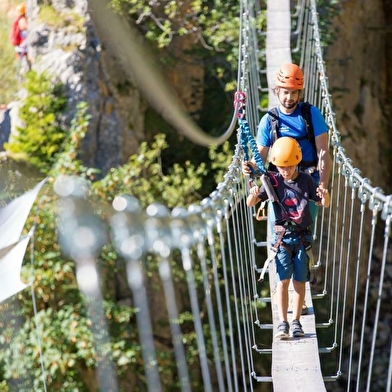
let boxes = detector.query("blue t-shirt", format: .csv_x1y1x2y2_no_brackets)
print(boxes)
256,102,328,163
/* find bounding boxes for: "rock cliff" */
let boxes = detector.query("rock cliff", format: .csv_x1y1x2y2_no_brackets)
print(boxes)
325,0,392,194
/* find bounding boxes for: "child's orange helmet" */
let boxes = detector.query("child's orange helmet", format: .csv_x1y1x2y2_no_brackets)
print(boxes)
270,137,302,167
16,3,26,15
275,63,304,90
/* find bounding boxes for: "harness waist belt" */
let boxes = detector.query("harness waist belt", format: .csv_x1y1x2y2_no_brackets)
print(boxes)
274,225,309,233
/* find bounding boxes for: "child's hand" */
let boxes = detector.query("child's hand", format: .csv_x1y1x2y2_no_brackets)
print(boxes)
246,185,261,207
249,185,260,196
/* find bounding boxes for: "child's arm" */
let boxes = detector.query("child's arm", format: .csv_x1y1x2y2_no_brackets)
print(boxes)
316,186,330,208
247,185,261,207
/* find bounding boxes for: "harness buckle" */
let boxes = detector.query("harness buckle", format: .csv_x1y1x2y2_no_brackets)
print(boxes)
256,201,267,221
303,166,316,175
234,92,246,118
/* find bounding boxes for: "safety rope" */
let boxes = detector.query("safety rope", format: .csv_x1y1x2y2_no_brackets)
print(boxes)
234,92,265,176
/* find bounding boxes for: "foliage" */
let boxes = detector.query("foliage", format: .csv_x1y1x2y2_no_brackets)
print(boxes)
317,0,341,47
110,0,240,50
106,0,266,178
4,71,67,174
108,0,253,97
0,4,20,103
0,91,234,389
208,140,235,184
49,102,100,180
93,133,208,208
38,4,85,34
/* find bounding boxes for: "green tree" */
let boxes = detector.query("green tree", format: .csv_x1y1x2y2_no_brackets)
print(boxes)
4,71,67,174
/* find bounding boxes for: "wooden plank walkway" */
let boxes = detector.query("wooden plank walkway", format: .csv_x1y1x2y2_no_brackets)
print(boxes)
266,0,292,109
268,260,326,391
263,1,326,389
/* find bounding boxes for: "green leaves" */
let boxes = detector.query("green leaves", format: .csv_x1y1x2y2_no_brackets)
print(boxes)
93,133,207,208
5,71,67,174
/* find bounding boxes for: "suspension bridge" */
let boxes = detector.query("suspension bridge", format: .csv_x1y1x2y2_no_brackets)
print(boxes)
1,0,391,391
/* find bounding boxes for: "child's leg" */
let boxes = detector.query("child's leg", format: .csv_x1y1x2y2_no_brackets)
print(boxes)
276,279,290,322
292,242,310,320
292,280,306,321
274,240,294,323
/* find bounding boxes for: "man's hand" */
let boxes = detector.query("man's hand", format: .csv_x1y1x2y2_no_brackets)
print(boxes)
316,185,330,208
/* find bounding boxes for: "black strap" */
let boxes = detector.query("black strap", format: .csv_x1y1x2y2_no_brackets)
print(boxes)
272,224,312,253
300,102,315,148
269,107,280,144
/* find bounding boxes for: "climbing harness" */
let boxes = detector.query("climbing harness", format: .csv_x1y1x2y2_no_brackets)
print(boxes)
258,223,316,284
256,175,316,284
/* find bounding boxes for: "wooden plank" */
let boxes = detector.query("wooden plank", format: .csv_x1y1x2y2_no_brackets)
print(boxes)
268,261,326,391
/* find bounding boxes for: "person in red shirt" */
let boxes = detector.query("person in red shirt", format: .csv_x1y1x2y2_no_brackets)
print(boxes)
10,3,31,71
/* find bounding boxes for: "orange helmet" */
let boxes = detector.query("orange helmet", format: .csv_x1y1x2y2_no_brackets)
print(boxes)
16,3,26,15
270,137,302,167
275,63,304,90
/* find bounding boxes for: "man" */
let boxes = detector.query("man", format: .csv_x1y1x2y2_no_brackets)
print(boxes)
243,62,330,186
243,63,331,315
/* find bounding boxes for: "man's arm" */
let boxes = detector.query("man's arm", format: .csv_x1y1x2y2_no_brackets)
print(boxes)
315,133,331,188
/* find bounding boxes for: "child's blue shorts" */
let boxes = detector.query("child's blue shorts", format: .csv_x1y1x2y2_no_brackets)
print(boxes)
273,231,312,282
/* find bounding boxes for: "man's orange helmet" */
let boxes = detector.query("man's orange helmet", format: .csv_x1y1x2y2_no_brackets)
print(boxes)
270,137,302,167
275,63,304,90
16,3,26,15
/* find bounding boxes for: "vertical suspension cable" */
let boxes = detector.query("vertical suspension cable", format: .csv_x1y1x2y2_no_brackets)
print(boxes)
29,226,48,392
337,175,357,376
320,134,338,302
217,206,239,392
224,196,248,391
181,245,213,392
202,199,234,392
346,184,367,391
356,203,379,390
231,189,255,390
328,155,344,347
196,240,226,392
126,259,161,392
365,200,389,392
158,255,191,392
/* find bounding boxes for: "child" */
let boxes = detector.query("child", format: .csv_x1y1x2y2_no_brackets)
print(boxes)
247,137,329,338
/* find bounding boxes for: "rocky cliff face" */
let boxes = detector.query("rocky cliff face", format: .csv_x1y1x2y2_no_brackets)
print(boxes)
22,0,144,175
325,0,392,195
12,0,206,177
